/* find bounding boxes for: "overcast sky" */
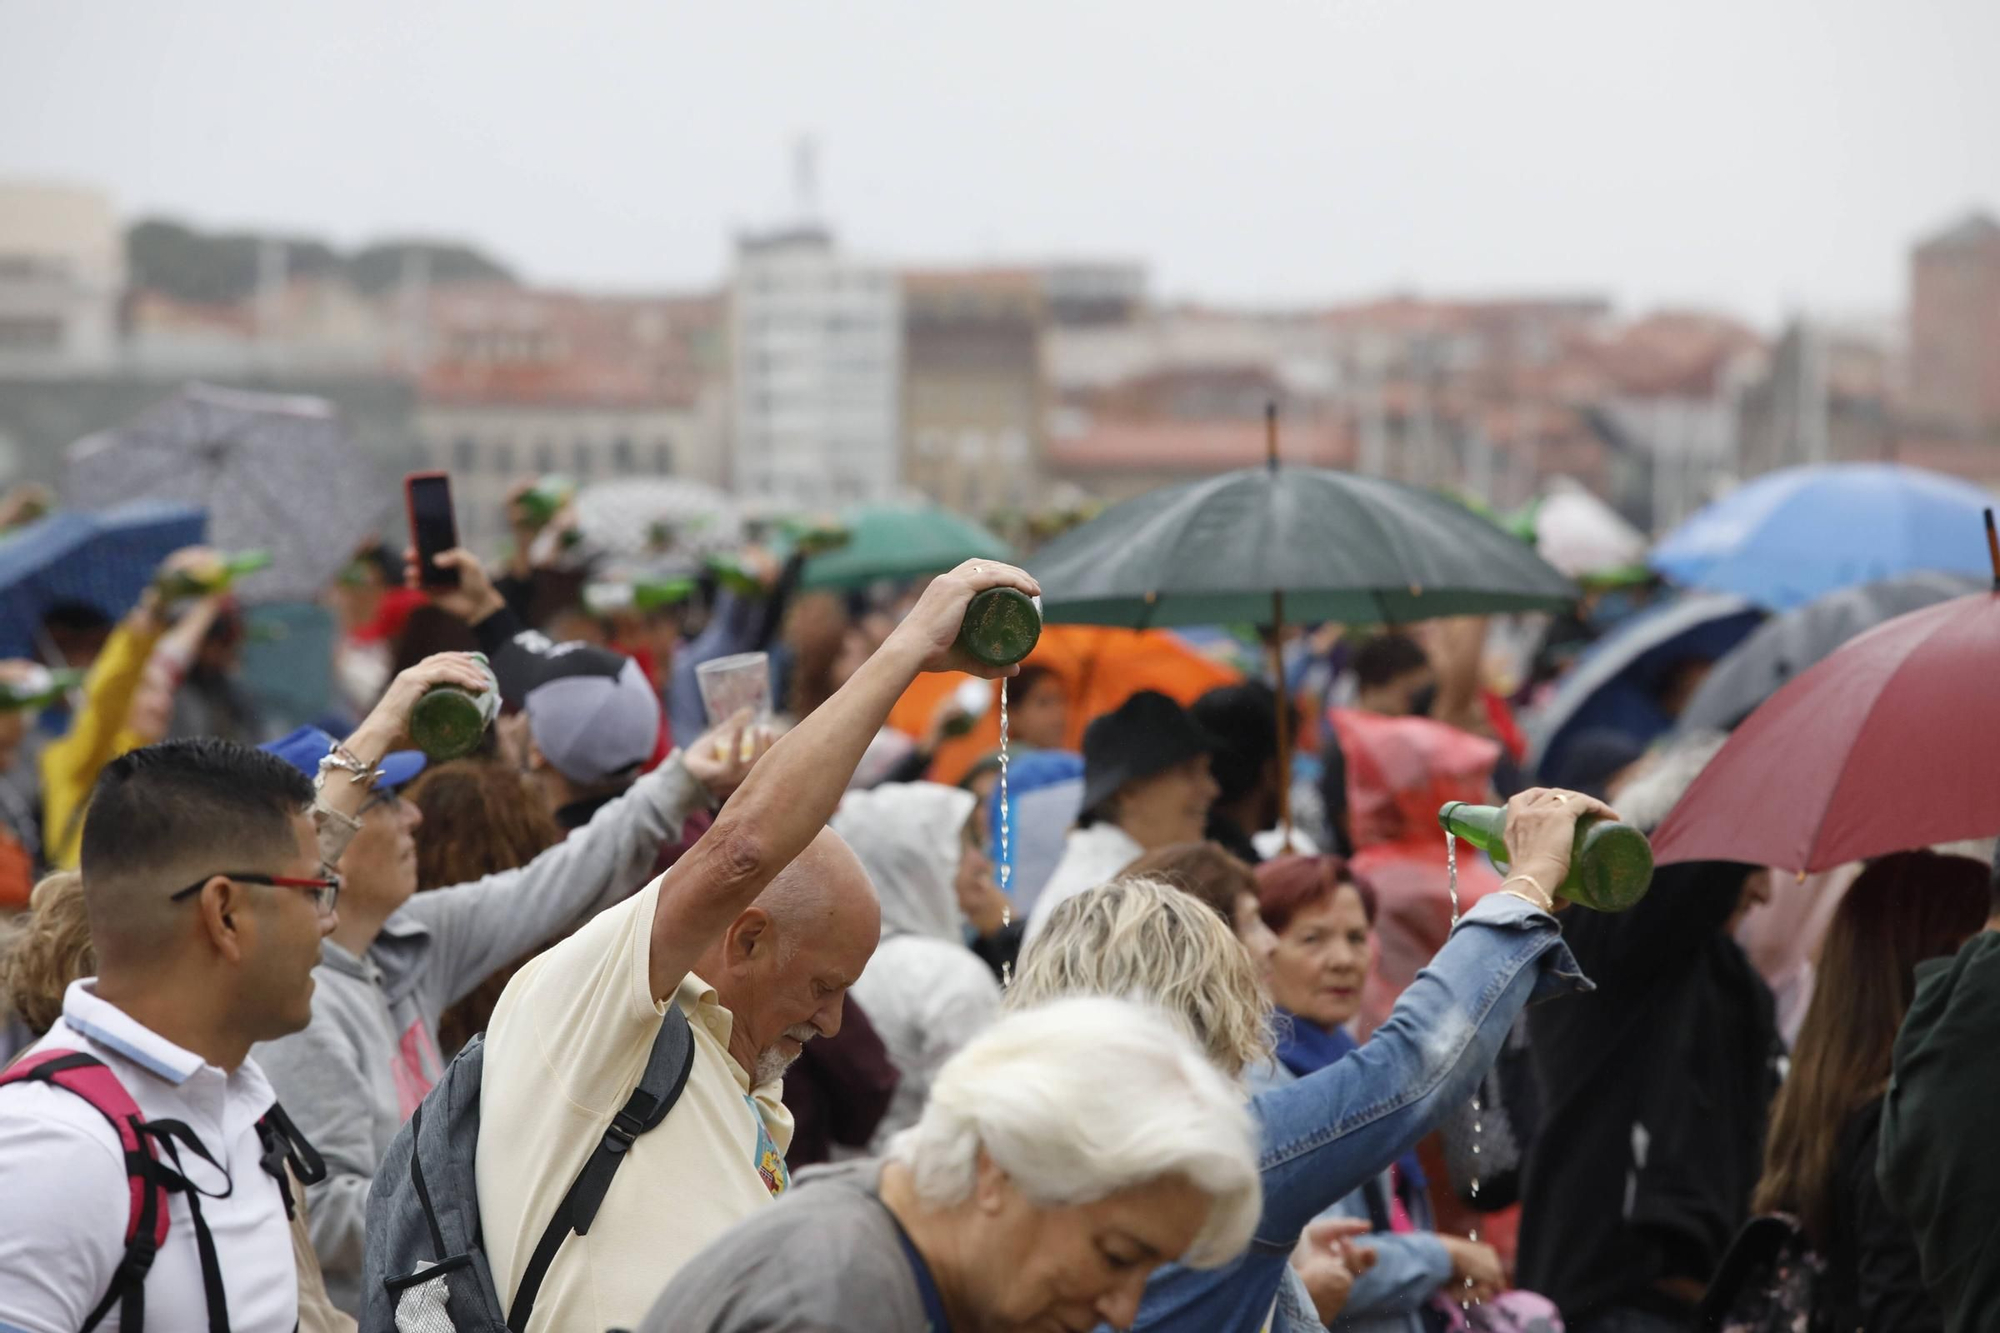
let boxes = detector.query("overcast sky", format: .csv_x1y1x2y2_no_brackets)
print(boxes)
3,0,1996,325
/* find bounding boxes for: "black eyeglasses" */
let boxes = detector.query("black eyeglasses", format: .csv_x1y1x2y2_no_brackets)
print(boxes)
170,871,342,917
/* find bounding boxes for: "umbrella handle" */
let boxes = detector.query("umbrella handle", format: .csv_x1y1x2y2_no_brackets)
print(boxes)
1985,508,1999,591
1269,589,1292,845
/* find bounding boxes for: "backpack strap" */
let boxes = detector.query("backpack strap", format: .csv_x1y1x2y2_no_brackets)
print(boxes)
505,1006,695,1333
1,1049,170,1333
255,1101,328,1220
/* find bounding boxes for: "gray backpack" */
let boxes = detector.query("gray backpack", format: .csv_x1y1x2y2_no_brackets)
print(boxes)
361,1010,695,1332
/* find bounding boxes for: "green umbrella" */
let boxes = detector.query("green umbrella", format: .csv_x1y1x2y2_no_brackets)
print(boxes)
1029,469,1575,628
800,504,1014,591
1029,410,1574,836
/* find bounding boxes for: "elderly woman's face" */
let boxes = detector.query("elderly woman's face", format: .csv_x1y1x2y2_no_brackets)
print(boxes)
1268,883,1371,1031
968,1164,1211,1332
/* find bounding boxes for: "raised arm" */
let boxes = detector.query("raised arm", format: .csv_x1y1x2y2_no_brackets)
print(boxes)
406,716,769,1013
1248,788,1607,1243
646,560,1039,1001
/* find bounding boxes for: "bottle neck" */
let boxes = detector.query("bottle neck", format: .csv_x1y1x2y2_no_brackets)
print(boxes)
1440,802,1510,859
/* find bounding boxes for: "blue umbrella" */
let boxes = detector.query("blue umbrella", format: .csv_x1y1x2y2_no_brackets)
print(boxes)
0,501,208,659
1526,592,1765,784
1651,462,1997,611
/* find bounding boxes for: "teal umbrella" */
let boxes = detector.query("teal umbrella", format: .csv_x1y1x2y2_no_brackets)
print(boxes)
800,504,1013,591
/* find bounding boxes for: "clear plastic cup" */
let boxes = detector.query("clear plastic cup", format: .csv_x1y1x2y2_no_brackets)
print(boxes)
695,651,772,761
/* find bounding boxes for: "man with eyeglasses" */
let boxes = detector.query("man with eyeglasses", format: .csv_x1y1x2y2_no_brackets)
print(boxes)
249,651,765,1315
0,735,335,1332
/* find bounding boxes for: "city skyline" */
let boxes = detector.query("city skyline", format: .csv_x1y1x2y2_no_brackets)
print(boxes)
4,0,1997,326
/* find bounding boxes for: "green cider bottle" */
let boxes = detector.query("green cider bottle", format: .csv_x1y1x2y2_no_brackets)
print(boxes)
956,588,1043,669
0,666,84,711
517,475,577,528
156,550,273,601
407,653,500,762
1437,800,1654,912
706,553,769,600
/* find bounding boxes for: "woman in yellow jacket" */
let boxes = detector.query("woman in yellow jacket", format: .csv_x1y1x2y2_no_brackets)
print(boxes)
41,548,229,869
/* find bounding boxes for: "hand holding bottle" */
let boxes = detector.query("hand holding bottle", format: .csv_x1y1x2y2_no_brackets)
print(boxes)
1499,787,1621,907
884,560,1042,680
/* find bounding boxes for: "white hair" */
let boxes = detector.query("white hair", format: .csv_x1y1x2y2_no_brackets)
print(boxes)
886,994,1263,1270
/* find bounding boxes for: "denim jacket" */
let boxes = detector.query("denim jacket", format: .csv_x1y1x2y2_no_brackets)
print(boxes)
1124,892,1590,1332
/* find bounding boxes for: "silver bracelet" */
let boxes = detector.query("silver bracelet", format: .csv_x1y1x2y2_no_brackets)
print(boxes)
318,746,381,787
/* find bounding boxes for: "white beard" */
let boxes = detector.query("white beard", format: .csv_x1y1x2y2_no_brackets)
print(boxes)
753,1024,820,1086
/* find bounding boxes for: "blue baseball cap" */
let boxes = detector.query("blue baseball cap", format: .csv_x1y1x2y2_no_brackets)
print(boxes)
262,726,428,792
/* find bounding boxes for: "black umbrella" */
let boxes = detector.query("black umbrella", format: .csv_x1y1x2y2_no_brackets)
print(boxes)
1678,570,1984,733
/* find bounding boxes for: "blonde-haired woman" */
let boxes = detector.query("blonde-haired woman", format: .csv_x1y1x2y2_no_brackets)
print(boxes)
0,872,90,1063
1009,787,1605,1333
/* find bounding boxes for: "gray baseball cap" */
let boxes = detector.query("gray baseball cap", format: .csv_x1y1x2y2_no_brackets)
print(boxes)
493,631,661,786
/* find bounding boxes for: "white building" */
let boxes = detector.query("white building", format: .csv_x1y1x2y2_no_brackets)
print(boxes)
0,183,124,374
731,227,901,505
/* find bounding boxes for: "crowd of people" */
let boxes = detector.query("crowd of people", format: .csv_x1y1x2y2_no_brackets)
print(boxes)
0,480,1995,1333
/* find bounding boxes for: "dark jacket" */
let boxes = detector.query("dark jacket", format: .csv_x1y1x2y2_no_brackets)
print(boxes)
1879,930,2000,1333
780,997,899,1169
1516,860,1782,1324
1818,1097,1940,1332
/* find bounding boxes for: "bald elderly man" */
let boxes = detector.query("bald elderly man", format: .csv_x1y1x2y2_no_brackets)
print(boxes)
474,559,1042,1333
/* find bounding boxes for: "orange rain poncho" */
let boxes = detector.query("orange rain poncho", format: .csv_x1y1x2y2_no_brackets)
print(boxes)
886,625,1242,786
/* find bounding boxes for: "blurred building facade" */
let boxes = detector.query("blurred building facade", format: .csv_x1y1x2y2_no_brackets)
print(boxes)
900,267,1048,518
730,227,901,506
413,287,728,552
0,183,124,374
1908,212,2000,438
5,176,1996,543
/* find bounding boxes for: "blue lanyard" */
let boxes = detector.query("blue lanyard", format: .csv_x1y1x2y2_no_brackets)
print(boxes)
885,1206,953,1333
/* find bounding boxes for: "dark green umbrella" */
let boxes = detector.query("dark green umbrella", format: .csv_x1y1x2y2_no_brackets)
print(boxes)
1028,409,1574,833
1029,471,1574,629
800,504,1014,591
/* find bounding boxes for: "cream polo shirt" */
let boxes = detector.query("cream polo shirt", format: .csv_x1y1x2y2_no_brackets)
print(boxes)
476,878,794,1333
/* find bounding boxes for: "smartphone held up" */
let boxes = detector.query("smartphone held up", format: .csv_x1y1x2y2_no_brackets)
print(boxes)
405,471,460,589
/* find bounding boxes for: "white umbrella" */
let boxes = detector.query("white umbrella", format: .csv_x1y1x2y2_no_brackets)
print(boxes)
575,478,740,559
1534,478,1647,580
63,383,388,602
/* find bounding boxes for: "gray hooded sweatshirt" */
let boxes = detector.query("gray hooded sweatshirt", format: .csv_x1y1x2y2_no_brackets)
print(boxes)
254,755,708,1313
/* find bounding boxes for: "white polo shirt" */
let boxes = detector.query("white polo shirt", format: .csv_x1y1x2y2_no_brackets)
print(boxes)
0,980,299,1333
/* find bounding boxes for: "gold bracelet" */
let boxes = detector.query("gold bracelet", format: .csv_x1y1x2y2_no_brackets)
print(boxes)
1500,874,1554,913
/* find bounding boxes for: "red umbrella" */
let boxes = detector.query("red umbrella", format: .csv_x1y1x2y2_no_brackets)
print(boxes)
1652,590,2000,872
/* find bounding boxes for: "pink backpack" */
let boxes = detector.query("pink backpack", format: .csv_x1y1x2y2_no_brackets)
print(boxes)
0,1050,172,1331
0,1047,323,1333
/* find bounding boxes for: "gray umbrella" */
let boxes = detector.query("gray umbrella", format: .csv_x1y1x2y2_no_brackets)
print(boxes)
63,383,391,602
1678,570,1985,733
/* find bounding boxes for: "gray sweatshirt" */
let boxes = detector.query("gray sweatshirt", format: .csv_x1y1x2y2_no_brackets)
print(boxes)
254,754,708,1313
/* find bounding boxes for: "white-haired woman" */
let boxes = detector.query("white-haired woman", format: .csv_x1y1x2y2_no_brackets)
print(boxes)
637,995,1264,1333
1008,787,1605,1333
831,781,1004,1152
